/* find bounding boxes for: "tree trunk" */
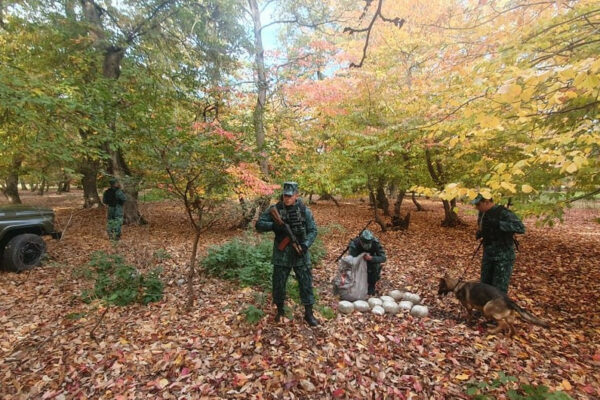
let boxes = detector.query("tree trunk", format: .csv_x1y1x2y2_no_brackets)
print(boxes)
441,198,463,227
121,178,146,224
367,181,387,232
186,230,201,311
30,183,38,192
80,158,102,208
80,2,144,224
393,189,406,217
20,180,28,191
37,178,46,196
5,156,23,204
319,192,340,207
376,180,390,216
102,48,145,224
248,0,269,178
57,175,71,193
411,191,425,211
372,191,387,232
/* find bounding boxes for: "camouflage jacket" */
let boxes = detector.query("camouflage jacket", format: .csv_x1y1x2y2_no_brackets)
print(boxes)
102,188,127,218
348,237,387,267
255,200,318,267
477,205,525,250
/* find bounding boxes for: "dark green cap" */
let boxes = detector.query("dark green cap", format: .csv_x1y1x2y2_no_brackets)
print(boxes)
109,178,118,185
282,181,298,196
470,193,490,205
359,229,374,250
360,229,374,241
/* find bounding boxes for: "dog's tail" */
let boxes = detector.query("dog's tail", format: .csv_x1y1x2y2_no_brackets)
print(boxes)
508,300,549,328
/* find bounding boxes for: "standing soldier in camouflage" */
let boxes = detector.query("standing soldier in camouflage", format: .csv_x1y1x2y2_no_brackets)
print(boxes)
255,182,319,326
471,194,525,293
348,229,387,295
102,178,127,241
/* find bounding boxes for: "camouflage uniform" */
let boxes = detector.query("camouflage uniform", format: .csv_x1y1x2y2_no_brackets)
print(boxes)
102,180,127,241
255,182,319,325
348,230,387,295
477,204,525,293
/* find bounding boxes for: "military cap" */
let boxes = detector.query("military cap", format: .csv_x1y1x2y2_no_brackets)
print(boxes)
470,193,492,205
359,229,374,249
282,181,299,196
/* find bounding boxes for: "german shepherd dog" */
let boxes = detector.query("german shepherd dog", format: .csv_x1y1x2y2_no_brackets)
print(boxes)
438,274,548,336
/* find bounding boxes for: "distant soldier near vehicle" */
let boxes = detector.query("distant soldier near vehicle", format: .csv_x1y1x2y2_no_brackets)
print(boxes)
347,229,387,295
255,182,319,326
471,194,525,293
102,178,127,241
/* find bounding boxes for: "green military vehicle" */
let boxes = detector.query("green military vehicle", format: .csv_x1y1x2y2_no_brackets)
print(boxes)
0,205,61,272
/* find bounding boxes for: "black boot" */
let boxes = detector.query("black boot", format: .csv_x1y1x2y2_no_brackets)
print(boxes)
304,305,319,326
368,283,376,296
275,303,285,322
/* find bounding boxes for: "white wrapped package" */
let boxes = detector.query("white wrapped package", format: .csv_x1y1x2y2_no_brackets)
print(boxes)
368,297,383,308
382,301,400,314
410,305,429,318
338,301,354,314
380,295,395,303
371,305,385,315
402,292,421,304
389,290,405,301
399,300,413,310
353,300,370,312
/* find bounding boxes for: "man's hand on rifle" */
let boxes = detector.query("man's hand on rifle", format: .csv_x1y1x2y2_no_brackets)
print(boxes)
273,222,287,234
363,254,373,261
301,243,308,254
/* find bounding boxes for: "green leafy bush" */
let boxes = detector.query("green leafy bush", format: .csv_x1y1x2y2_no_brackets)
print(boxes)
242,305,265,324
466,373,573,400
202,231,327,290
82,251,164,306
203,230,335,323
202,232,273,289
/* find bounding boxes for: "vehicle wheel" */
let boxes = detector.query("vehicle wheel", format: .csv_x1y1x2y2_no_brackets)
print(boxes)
2,234,47,272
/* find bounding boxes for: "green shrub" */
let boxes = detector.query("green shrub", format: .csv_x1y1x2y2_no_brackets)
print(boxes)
465,373,573,400
242,305,265,324
202,230,327,290
202,232,273,289
203,230,335,322
153,248,172,261
317,305,335,320
82,251,164,306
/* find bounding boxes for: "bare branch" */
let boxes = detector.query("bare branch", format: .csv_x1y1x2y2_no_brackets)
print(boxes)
423,1,555,31
344,0,405,68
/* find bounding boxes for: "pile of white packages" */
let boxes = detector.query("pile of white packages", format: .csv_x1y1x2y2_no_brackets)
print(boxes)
337,289,429,317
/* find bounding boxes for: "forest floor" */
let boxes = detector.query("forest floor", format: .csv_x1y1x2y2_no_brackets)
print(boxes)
1,191,599,399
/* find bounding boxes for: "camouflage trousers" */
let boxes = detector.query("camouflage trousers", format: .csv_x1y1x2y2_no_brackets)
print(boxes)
272,263,315,306
107,206,124,241
367,263,382,286
481,245,516,294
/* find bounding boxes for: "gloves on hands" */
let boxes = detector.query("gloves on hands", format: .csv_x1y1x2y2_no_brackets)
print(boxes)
273,223,287,234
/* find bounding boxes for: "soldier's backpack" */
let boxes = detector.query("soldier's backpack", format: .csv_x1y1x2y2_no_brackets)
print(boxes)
332,253,369,301
103,188,124,207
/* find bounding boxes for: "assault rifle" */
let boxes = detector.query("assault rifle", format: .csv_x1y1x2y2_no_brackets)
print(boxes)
270,207,303,255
